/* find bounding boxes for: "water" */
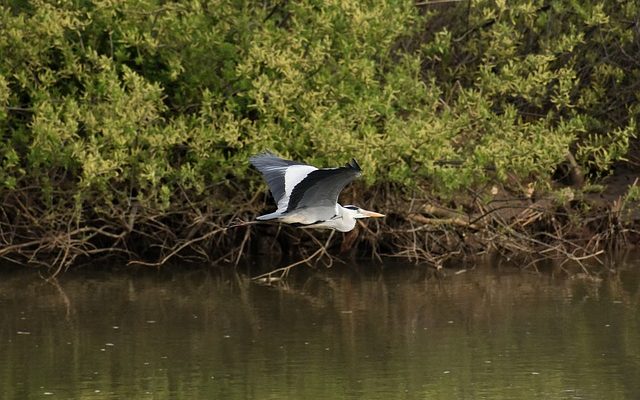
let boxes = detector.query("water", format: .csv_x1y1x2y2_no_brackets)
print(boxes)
1,260,640,399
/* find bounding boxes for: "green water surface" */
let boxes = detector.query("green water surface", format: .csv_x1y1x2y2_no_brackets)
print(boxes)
1,261,640,399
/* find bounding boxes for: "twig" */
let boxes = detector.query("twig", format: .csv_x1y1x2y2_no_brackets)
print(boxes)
252,230,335,282
408,213,480,229
127,227,227,267
234,225,252,266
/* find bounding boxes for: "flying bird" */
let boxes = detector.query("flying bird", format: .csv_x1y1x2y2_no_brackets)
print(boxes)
249,152,384,232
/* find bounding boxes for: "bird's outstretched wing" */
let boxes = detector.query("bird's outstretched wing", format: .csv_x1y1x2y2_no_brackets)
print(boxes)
249,152,317,211
286,158,362,213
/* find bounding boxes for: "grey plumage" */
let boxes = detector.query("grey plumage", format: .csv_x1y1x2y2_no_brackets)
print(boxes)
249,152,383,232
286,159,361,212
249,152,307,208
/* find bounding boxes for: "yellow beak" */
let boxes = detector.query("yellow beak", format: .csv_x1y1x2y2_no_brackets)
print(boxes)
361,210,385,218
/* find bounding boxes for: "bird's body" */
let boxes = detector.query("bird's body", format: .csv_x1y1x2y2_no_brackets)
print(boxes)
249,152,384,232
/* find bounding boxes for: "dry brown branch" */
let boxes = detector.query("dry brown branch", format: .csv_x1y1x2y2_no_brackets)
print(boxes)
252,230,335,282
1,176,637,276
408,213,480,229
128,226,228,267
234,226,252,266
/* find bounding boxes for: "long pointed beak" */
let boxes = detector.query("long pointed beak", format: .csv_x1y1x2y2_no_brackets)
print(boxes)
361,210,385,218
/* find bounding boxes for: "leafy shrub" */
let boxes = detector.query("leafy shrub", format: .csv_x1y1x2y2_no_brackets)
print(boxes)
1,0,637,216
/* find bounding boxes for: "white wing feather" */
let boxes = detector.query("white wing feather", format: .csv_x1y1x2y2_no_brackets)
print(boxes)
281,165,316,211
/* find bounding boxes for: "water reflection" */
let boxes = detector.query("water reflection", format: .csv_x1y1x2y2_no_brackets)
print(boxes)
1,262,640,399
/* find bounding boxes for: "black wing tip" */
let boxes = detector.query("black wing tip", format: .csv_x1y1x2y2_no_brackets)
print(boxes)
347,158,361,172
249,150,278,165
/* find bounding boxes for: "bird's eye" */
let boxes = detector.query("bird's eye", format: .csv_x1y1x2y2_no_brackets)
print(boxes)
345,205,358,210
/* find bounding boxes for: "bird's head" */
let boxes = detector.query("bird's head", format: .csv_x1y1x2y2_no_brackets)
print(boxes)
343,205,385,219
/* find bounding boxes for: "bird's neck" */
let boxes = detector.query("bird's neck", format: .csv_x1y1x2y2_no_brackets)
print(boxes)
336,205,357,232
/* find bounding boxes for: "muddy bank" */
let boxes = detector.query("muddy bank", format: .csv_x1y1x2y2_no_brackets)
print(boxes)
377,163,639,270
1,164,637,278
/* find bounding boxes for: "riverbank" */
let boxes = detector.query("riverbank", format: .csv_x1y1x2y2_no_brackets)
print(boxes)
2,159,637,277
1,1,638,275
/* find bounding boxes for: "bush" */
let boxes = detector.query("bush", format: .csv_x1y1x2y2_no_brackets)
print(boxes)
0,0,638,266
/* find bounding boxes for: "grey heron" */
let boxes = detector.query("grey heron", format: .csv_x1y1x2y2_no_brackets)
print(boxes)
249,152,384,232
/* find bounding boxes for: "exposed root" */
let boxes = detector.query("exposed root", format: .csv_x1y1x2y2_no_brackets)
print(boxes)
386,190,631,273
127,227,228,267
1,181,637,277
252,230,336,283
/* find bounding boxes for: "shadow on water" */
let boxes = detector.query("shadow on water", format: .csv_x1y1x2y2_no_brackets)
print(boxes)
1,257,640,399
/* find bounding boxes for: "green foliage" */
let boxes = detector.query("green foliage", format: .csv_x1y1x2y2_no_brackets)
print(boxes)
618,179,640,218
1,0,638,215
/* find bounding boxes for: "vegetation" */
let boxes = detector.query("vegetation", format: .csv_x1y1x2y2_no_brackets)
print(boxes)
1,0,638,273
